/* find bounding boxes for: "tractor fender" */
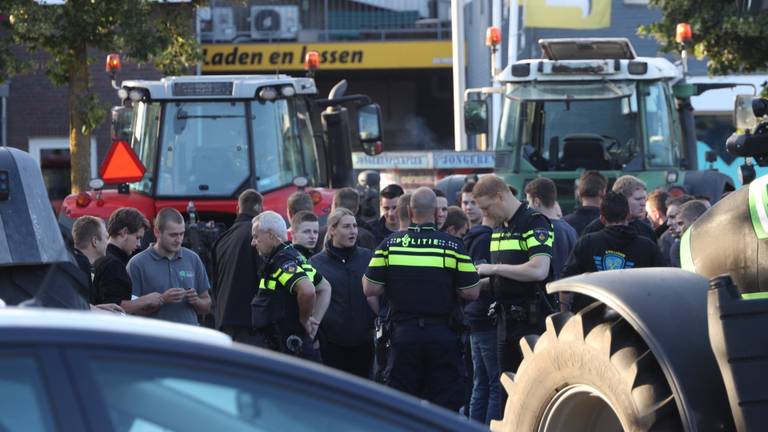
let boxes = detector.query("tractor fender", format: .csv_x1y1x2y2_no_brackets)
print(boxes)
435,174,473,206
548,268,735,431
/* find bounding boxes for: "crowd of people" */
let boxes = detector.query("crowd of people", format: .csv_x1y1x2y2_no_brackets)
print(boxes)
67,172,716,425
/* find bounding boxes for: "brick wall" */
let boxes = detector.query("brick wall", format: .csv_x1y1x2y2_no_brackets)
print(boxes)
6,51,164,167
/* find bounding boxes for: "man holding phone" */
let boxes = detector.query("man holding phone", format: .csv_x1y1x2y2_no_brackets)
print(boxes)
127,208,212,325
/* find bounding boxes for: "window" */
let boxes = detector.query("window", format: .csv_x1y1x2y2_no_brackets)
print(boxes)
498,82,641,171
0,356,57,432
641,81,678,167
86,357,407,432
28,137,98,200
130,102,161,194
157,102,250,197
251,99,318,192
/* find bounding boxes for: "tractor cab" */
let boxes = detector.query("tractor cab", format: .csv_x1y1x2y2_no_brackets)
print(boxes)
61,65,383,230
465,37,734,210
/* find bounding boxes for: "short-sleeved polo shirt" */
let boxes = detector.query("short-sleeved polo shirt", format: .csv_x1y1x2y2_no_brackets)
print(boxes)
365,223,479,321
127,245,210,325
251,243,311,334
490,203,554,304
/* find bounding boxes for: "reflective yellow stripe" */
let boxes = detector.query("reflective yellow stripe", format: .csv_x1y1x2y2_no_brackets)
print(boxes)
525,234,554,248
277,271,294,285
390,246,446,254
301,264,317,278
444,249,471,260
490,239,524,252
388,254,445,268
374,250,388,257
369,257,387,267
444,257,457,269
458,262,477,272
259,279,277,290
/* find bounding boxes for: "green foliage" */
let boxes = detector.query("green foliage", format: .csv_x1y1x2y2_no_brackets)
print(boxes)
0,0,203,131
639,0,768,76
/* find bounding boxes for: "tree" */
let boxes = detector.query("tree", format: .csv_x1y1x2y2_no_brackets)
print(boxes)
639,0,768,80
0,0,202,193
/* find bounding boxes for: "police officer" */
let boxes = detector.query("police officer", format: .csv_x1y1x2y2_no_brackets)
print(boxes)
471,176,554,413
250,211,320,361
363,187,479,410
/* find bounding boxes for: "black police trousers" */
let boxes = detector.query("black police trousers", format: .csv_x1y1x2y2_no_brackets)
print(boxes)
496,306,545,417
385,321,465,411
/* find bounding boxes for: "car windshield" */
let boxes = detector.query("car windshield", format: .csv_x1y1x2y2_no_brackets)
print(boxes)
497,80,680,171
128,99,319,197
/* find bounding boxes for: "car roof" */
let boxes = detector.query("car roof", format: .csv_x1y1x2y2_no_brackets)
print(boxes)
0,307,232,347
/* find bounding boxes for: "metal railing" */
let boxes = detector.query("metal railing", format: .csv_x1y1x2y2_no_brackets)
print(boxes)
199,0,452,43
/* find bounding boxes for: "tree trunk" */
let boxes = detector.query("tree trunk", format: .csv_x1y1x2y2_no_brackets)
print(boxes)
68,42,90,194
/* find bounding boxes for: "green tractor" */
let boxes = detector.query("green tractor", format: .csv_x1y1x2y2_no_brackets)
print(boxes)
463,38,735,211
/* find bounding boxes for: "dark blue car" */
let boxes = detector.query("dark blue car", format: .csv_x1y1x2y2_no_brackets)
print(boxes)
0,308,487,432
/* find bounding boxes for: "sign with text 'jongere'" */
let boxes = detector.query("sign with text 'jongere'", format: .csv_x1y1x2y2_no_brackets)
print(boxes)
202,41,452,72
352,151,496,170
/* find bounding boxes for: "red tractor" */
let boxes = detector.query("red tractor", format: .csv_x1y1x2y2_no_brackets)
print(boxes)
59,54,382,260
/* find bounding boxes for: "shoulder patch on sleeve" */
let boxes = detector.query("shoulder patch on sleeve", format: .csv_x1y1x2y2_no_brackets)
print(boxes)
281,262,298,274
534,228,550,244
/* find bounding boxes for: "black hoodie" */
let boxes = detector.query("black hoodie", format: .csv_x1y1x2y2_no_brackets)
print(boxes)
463,225,495,333
562,224,666,278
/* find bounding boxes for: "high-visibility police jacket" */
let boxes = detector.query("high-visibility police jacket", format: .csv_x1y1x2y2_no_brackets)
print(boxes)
490,203,554,305
293,243,326,288
251,243,313,336
364,223,479,322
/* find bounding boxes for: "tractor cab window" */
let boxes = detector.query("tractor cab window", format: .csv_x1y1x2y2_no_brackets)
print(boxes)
250,98,318,192
157,101,250,197
130,101,161,195
640,81,678,167
497,81,644,172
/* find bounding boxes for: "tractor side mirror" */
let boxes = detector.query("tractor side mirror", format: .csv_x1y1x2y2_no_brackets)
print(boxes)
358,103,383,156
110,106,133,142
464,99,488,135
174,108,189,135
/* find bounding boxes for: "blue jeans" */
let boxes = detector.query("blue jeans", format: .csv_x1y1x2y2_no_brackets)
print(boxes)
469,329,501,424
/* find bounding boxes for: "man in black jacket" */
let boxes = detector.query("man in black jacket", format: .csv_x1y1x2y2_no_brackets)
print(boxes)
211,189,263,343
93,207,161,314
562,192,666,311
581,175,657,242
564,171,606,236
369,184,404,245
72,215,109,304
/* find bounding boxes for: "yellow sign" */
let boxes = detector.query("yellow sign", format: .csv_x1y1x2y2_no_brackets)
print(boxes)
524,0,611,29
202,41,453,72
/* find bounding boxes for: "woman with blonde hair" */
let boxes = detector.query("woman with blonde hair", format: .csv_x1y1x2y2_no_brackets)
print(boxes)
310,208,376,378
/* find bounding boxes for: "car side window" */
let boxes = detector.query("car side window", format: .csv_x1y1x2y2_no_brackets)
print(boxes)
86,357,407,432
0,356,57,432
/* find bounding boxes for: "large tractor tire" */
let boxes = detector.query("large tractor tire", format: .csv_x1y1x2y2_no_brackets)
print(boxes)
491,302,682,432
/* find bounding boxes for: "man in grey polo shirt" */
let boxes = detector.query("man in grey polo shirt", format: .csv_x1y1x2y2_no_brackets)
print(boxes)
127,208,212,325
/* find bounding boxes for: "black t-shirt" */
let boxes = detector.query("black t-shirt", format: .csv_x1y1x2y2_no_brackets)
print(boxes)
490,203,554,305
365,223,479,322
564,206,600,237
251,243,311,336
93,243,132,305
562,224,666,278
